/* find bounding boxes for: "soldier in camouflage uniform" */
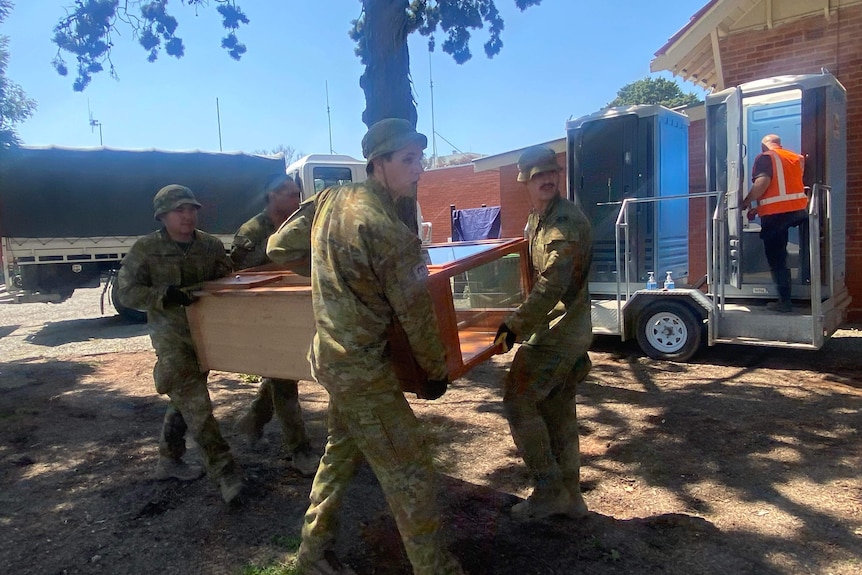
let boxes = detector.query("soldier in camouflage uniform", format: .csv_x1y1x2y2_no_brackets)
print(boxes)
495,145,593,521
230,174,320,477
280,119,464,575
118,184,245,506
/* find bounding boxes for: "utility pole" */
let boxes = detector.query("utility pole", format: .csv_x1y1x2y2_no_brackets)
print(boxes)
326,81,334,154
216,98,223,152
429,52,438,168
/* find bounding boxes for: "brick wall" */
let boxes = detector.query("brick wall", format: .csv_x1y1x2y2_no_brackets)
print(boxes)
688,118,709,283
718,3,862,318
417,152,568,242
417,164,501,242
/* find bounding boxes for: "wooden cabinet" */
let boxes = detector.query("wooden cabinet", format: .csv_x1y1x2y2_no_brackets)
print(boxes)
187,238,531,391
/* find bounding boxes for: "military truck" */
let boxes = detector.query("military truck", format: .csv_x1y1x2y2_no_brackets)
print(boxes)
0,146,288,320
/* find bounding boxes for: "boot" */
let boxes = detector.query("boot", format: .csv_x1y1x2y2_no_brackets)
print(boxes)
219,471,246,507
770,268,793,313
290,446,320,477
153,457,204,482
298,550,357,575
766,299,793,312
566,484,589,518
511,483,587,521
234,410,269,450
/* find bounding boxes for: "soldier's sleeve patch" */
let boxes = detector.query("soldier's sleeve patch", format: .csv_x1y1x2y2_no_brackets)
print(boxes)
411,262,430,281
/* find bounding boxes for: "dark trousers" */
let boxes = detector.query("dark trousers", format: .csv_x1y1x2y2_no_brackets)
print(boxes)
760,209,807,301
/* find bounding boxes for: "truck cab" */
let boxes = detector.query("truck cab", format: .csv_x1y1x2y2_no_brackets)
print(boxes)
286,154,366,199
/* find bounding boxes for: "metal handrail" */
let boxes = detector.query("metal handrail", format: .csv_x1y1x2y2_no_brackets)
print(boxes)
808,183,829,347
613,191,720,334
612,186,828,347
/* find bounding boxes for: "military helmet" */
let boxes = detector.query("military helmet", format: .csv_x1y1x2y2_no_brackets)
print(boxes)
517,145,561,182
361,118,428,162
153,184,202,220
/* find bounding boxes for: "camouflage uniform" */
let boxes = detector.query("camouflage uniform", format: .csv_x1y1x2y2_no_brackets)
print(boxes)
503,192,593,514
267,196,317,275
117,227,241,485
295,180,461,575
230,211,314,461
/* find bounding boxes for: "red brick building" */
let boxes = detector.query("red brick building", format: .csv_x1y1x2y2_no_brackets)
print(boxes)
419,0,862,320
651,0,862,318
417,141,565,243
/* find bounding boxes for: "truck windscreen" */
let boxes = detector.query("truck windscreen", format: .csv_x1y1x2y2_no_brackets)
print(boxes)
313,167,354,193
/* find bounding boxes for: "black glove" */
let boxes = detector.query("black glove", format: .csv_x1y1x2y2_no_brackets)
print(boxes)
495,324,517,353
163,285,194,307
418,378,449,400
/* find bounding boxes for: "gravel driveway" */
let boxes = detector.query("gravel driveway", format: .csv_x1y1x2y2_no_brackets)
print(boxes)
0,286,151,362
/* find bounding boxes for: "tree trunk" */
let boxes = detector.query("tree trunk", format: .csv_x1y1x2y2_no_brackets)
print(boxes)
361,0,419,234
360,0,417,129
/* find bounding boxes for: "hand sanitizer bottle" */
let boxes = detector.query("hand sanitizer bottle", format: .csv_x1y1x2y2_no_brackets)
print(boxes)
646,272,657,290
664,271,675,290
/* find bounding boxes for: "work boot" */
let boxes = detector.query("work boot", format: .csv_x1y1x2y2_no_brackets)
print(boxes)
219,471,246,507
511,485,588,521
153,457,205,482
766,299,793,313
290,447,320,477
298,550,357,575
234,411,268,450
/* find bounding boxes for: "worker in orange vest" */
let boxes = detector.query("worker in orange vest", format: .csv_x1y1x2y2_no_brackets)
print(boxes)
740,134,808,313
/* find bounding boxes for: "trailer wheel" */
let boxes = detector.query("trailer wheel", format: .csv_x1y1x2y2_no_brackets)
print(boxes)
636,300,703,362
111,278,147,323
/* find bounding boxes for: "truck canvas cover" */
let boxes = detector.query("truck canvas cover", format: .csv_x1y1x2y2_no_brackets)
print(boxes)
0,146,286,238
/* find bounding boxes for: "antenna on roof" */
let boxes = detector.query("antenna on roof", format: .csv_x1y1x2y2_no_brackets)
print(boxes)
87,100,103,146
326,81,334,154
429,51,438,168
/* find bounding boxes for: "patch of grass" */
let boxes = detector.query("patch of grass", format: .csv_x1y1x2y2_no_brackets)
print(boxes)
270,533,301,551
238,374,263,384
240,556,299,575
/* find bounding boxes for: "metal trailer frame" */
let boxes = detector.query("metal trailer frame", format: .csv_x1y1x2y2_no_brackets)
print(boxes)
590,183,849,361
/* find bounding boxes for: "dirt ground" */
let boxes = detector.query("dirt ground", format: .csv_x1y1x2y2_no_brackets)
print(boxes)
1,327,861,575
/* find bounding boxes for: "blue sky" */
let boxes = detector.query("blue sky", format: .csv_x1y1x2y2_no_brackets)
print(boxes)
4,0,709,160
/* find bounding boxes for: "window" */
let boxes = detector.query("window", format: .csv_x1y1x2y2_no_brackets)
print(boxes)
312,166,354,193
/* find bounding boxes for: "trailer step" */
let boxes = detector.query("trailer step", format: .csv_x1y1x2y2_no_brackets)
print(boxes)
710,337,820,350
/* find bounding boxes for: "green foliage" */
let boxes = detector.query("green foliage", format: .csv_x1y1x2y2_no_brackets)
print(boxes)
269,533,301,550
0,0,37,147
241,558,299,575
52,0,249,91
351,1,542,66
48,1,543,130
608,77,701,109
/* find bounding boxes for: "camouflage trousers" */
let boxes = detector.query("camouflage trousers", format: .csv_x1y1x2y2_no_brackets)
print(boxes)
240,378,311,452
154,347,238,481
503,348,592,490
298,382,462,575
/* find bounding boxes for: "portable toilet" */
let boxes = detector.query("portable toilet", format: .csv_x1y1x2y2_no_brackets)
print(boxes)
566,105,690,295
705,72,847,305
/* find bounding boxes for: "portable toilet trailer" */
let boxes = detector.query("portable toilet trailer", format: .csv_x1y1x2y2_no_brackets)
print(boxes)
705,72,849,346
566,105,690,296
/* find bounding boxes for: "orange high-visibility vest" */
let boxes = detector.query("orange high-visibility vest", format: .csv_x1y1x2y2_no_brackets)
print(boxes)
756,148,807,216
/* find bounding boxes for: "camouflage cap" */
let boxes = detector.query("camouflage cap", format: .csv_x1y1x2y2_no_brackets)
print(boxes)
361,118,428,162
517,145,561,182
263,173,297,196
153,184,202,220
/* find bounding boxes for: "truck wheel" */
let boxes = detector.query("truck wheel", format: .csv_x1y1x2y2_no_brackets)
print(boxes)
111,279,147,323
636,300,703,362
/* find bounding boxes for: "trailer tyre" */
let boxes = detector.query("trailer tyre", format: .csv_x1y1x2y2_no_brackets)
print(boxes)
636,300,703,362
111,279,147,323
